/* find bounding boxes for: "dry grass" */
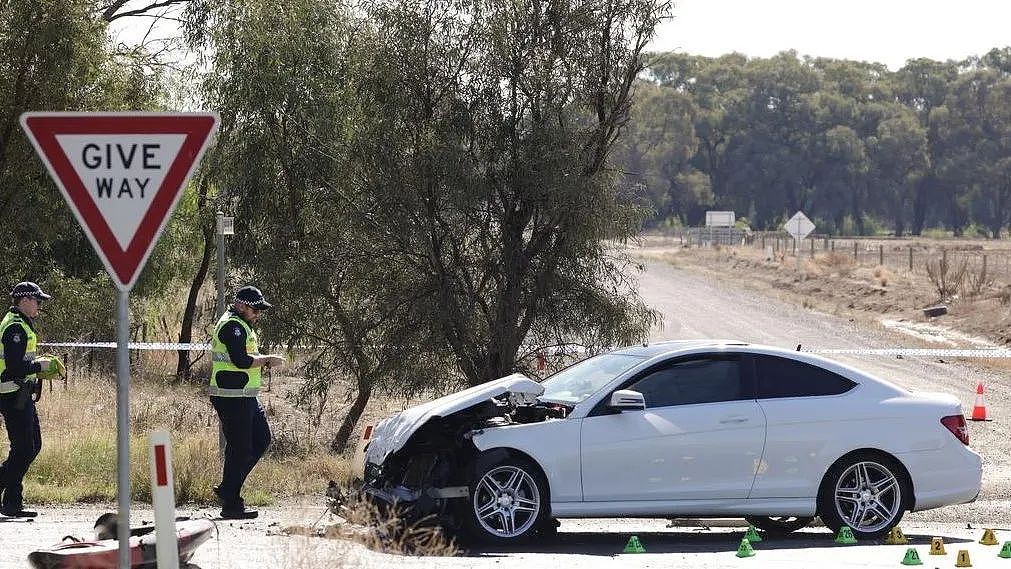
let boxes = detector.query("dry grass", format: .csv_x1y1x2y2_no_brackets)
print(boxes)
873,266,893,287
16,366,350,506
284,491,459,557
816,252,856,276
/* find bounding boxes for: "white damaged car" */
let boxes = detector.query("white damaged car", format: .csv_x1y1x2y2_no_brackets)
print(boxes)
359,340,982,544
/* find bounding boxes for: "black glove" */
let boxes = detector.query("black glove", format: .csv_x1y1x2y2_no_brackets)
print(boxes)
32,379,42,403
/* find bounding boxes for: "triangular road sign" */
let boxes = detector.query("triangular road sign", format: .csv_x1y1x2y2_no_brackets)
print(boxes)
20,112,219,291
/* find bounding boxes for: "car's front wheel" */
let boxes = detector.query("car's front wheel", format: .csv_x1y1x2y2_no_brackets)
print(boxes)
817,451,909,539
744,516,814,535
461,455,549,544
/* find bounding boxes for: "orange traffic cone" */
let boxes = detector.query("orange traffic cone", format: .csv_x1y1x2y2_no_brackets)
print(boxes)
971,383,988,421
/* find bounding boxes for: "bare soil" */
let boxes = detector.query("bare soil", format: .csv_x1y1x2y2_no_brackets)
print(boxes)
630,235,1011,356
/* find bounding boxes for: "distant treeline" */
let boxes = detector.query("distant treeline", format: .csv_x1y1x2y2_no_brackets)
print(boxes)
615,48,1011,237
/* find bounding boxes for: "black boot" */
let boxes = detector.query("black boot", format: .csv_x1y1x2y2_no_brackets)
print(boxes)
1,508,38,518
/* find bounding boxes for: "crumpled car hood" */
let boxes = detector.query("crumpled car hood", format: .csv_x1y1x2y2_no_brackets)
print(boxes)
365,373,544,466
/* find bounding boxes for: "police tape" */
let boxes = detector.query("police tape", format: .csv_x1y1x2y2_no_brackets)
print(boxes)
40,341,211,351
808,348,1011,358
34,342,1011,359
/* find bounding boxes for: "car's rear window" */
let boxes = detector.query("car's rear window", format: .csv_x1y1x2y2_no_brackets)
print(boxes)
540,353,645,404
753,354,857,399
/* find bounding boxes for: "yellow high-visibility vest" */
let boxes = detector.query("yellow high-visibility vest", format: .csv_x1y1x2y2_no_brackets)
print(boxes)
0,310,38,394
209,311,262,397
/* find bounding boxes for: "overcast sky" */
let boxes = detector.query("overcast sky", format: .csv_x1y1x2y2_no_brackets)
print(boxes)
112,0,1011,71
650,0,1011,69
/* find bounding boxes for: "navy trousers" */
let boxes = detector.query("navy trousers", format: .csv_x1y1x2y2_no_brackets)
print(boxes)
0,395,42,511
210,396,271,510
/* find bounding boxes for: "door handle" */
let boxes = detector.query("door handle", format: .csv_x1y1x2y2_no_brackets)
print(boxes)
719,417,748,424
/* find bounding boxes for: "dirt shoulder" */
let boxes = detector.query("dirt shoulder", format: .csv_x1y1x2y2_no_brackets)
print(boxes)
630,235,1011,355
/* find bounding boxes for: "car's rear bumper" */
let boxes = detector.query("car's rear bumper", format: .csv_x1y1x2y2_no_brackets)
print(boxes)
898,445,982,511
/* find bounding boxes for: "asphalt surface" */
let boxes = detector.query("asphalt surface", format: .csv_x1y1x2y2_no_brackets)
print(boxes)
1,259,1009,568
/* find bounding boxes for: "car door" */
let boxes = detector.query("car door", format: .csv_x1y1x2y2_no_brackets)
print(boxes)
748,354,858,498
579,353,767,502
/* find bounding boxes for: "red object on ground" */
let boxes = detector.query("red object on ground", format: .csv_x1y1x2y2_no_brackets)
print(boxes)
27,518,214,569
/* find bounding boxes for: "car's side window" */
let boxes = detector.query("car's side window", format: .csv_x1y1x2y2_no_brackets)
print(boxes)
753,354,856,399
628,357,745,409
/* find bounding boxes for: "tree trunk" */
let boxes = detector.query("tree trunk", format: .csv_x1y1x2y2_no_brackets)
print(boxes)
330,381,373,454
176,179,214,382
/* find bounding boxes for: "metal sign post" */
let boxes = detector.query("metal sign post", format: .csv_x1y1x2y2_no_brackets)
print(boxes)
783,211,816,275
20,112,219,569
115,290,130,569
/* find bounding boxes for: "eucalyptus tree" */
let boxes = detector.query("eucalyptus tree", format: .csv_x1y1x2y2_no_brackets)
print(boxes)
866,107,930,236
936,68,1011,238
894,58,959,234
187,0,668,449
184,0,458,450
358,0,667,385
719,52,823,228
612,81,702,225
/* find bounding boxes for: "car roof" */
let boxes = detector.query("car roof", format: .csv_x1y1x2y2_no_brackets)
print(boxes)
610,339,750,358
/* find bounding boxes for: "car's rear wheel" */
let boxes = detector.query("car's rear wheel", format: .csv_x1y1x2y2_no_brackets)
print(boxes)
817,452,908,539
461,455,548,544
744,516,814,534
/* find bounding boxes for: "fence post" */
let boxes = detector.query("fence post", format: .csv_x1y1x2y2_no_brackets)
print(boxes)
879,244,884,266
853,241,858,262
983,254,988,276
810,238,815,258
831,240,835,252
823,236,828,250
908,246,913,271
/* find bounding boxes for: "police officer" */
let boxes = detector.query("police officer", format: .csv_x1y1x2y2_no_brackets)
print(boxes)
0,282,56,518
209,285,285,519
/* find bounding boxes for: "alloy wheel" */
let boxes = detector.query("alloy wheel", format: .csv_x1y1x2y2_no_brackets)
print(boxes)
833,460,902,534
472,465,541,538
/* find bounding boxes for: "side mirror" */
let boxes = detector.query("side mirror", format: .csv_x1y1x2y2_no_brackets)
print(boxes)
609,389,645,411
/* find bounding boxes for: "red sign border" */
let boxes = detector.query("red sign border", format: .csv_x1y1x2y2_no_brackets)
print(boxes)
20,112,219,290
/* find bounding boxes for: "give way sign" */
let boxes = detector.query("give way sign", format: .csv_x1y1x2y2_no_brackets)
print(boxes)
20,112,219,291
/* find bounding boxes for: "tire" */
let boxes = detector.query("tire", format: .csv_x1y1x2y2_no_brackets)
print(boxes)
744,516,814,535
461,454,549,545
817,452,909,539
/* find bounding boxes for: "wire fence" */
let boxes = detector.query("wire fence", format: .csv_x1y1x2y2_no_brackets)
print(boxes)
672,229,1011,284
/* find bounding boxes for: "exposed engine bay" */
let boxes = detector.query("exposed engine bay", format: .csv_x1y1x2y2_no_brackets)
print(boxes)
360,392,569,527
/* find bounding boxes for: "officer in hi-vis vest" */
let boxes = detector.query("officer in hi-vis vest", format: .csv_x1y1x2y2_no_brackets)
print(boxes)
0,282,57,518
209,285,285,519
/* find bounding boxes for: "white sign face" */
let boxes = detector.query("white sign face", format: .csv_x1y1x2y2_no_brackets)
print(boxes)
57,134,187,249
784,211,815,241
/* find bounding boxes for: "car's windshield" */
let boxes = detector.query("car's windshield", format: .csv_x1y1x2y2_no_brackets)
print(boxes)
540,353,646,404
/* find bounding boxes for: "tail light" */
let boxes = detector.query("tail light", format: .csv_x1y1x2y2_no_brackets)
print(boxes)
941,414,969,445
363,425,374,440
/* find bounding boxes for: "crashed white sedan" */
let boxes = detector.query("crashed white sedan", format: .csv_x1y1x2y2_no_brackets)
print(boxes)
359,340,982,543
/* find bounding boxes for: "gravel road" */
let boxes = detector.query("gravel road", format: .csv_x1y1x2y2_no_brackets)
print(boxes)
1,259,1007,568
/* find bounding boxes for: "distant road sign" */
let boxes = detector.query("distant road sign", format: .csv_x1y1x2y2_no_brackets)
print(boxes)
706,210,735,228
784,211,815,241
20,112,219,290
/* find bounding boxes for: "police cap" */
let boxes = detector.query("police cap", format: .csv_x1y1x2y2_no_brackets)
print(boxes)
235,285,272,311
11,281,52,300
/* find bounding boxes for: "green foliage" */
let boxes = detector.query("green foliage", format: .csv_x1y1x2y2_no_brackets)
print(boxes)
629,49,1011,237
0,0,192,339
193,0,669,408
